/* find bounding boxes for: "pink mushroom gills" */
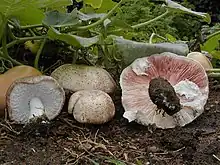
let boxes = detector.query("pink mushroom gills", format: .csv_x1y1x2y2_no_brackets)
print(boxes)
120,52,209,129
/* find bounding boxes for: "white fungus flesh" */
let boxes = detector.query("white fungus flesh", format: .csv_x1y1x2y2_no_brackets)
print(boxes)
68,90,115,124
28,97,44,121
6,76,65,124
120,52,209,129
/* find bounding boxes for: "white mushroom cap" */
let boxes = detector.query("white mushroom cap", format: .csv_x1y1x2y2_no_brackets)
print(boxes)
68,90,115,124
187,52,213,70
50,64,116,93
120,52,209,129
6,75,65,124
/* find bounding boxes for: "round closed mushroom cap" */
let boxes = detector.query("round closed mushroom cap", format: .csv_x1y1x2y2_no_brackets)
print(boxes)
120,52,209,129
187,52,213,70
50,64,116,93
6,75,65,124
68,90,115,124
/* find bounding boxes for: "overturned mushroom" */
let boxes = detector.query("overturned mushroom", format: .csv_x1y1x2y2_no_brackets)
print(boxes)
120,52,209,129
68,90,115,124
0,65,42,117
6,75,65,124
51,64,116,94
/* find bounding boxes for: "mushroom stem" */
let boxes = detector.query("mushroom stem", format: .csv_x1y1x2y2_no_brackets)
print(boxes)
28,97,45,120
148,77,181,116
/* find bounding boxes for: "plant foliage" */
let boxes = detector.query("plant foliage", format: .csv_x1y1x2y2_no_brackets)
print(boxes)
0,0,211,75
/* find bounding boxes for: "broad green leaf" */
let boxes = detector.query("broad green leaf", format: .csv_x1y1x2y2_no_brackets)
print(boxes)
108,18,133,30
36,0,72,9
0,0,44,25
14,7,45,25
84,0,103,8
79,0,116,13
77,11,106,21
210,50,220,60
0,0,37,17
95,0,117,13
110,35,189,66
43,10,80,27
165,33,177,42
200,33,220,53
47,28,100,47
165,0,211,24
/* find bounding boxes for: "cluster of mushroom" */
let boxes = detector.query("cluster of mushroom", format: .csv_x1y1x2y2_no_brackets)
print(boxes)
51,64,116,124
120,51,211,129
0,64,116,125
0,51,212,129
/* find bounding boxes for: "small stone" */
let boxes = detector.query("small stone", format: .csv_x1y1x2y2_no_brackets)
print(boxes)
148,146,160,153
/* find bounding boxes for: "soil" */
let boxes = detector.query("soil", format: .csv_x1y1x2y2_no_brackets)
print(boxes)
1,83,220,165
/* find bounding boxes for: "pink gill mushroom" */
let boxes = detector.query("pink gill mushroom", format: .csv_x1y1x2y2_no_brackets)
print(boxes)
6,75,65,124
120,52,209,129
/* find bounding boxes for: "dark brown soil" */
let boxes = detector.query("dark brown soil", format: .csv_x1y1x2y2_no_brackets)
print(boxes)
1,85,220,165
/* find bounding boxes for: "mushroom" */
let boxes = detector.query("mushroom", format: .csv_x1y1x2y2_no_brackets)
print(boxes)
187,52,213,70
120,52,209,129
6,75,65,124
68,90,115,124
50,64,116,94
0,65,42,117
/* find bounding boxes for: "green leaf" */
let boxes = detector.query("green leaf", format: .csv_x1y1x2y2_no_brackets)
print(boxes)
47,28,100,47
210,50,220,60
164,0,211,24
43,10,80,27
84,0,103,8
109,35,189,66
165,33,177,42
77,11,106,21
95,0,117,13
0,0,44,25
14,7,45,25
200,33,220,53
108,18,133,30
36,0,72,9
0,0,35,17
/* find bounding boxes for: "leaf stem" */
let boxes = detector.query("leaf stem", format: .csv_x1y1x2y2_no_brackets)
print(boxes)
149,33,168,44
206,30,220,41
1,25,23,65
132,10,170,29
8,20,43,30
0,36,47,51
206,69,220,72
34,38,47,69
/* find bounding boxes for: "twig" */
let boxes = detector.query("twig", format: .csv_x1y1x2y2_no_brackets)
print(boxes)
77,137,96,157
94,129,99,143
60,118,83,130
0,123,20,135
34,38,47,69
213,154,220,162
